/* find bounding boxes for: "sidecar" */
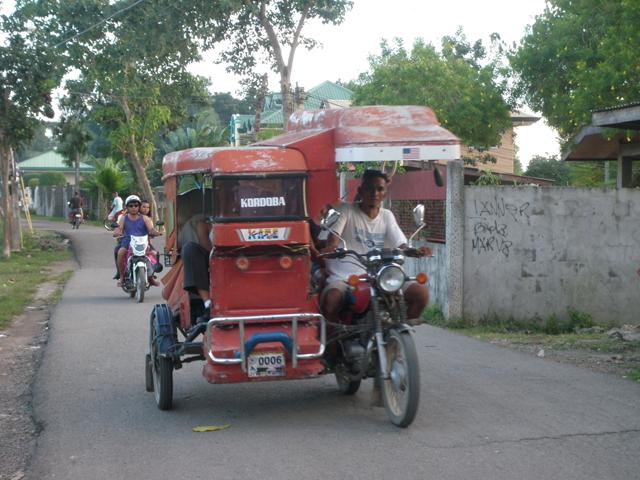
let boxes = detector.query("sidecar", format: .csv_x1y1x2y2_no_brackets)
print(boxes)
146,145,338,409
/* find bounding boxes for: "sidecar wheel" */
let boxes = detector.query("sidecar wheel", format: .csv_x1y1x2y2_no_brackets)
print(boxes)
335,364,361,395
381,329,420,428
145,354,154,392
135,267,145,303
150,305,175,410
153,356,173,410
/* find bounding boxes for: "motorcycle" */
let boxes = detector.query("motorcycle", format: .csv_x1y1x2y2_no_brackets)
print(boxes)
120,229,163,303
104,209,125,231
70,210,82,229
317,206,428,427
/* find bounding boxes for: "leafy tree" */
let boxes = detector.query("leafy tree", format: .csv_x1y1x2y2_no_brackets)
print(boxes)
55,87,94,189
81,157,131,215
210,0,353,127
212,92,255,127
473,170,501,186
38,172,67,187
510,0,640,142
513,158,523,176
351,34,512,157
49,0,218,219
0,7,66,257
17,122,58,161
524,155,571,185
149,109,228,186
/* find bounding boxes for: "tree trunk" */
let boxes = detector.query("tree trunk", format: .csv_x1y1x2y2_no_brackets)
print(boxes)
10,148,22,251
253,74,269,142
130,148,158,222
0,144,12,258
75,151,80,187
281,79,294,130
120,97,158,221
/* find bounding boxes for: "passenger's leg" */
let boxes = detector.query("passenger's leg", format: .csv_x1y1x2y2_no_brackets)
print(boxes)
182,241,211,304
116,247,127,285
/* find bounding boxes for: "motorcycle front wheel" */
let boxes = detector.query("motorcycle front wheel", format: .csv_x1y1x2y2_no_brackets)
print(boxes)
381,328,420,428
135,266,146,303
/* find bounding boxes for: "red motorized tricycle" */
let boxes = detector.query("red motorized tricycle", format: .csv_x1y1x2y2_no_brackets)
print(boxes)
146,106,458,427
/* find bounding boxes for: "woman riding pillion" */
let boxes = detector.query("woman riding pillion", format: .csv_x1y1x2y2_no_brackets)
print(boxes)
114,195,162,287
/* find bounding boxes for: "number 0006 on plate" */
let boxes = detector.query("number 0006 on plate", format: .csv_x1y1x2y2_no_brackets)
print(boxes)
247,352,285,377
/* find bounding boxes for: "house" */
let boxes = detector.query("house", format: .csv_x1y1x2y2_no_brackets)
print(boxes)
562,102,640,188
17,150,95,185
230,80,354,144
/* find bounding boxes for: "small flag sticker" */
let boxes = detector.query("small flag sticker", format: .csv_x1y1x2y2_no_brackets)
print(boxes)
402,147,420,160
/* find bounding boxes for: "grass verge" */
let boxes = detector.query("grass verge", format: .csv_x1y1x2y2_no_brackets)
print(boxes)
0,229,72,329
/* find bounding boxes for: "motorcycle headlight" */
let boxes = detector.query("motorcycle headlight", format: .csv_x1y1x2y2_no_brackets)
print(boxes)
377,265,405,293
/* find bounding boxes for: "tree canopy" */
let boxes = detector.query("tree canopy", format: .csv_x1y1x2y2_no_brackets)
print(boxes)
510,0,640,142
351,33,512,153
524,155,571,185
210,0,353,125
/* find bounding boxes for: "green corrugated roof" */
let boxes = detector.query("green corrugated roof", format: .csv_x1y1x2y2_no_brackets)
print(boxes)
304,81,354,109
18,151,95,172
249,80,354,127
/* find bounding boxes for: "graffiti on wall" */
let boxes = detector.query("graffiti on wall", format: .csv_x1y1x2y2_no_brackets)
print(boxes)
470,197,530,258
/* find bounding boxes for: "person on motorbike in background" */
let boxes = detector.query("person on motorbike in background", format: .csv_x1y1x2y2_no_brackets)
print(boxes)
108,191,123,221
320,169,431,325
68,191,84,223
113,195,162,287
140,199,162,285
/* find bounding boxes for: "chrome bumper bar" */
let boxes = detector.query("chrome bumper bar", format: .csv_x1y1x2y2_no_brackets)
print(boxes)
206,313,326,371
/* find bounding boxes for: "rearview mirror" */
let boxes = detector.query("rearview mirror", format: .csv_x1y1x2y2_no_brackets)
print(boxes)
320,208,341,230
412,204,425,228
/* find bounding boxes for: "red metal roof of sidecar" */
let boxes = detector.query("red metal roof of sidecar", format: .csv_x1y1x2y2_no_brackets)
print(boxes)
162,147,307,179
258,106,460,163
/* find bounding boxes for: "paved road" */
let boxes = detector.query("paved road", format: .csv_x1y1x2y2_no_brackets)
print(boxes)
28,221,640,479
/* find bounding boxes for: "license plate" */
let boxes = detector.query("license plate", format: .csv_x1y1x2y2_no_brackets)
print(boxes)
247,352,285,378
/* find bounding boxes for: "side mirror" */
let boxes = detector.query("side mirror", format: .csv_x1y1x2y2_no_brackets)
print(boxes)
319,207,346,249
412,204,425,228
320,208,341,229
407,204,427,248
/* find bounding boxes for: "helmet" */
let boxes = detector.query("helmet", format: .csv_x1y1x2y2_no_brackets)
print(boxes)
125,195,141,206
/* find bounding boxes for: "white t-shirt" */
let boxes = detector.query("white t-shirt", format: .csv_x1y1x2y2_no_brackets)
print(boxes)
109,196,123,217
325,202,407,283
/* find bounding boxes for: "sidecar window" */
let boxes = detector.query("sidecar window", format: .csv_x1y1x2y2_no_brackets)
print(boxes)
176,174,213,246
212,175,306,222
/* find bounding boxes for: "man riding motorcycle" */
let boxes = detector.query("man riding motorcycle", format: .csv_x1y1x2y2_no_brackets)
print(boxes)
320,169,431,325
68,191,84,224
114,195,162,287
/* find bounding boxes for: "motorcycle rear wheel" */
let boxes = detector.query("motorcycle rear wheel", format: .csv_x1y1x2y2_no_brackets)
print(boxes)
381,329,420,428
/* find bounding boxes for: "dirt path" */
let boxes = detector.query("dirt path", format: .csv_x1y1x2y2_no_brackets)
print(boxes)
0,259,76,480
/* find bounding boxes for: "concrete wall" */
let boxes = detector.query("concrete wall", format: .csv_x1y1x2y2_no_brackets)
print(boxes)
405,241,447,309
463,186,640,325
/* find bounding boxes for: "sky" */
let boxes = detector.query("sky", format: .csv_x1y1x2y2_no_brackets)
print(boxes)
2,0,561,167
189,0,561,168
